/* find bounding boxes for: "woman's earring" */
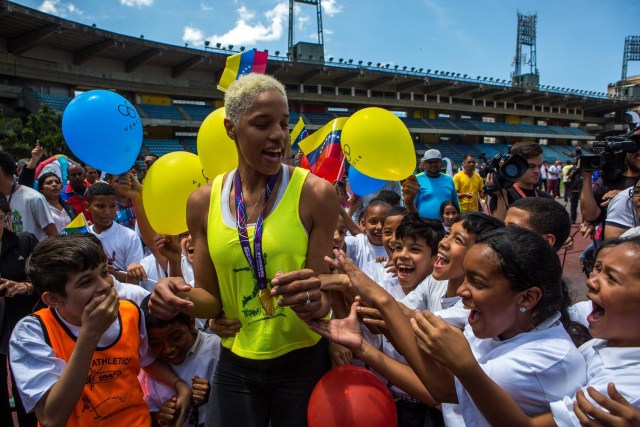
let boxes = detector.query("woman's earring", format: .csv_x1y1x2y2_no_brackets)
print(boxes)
519,306,526,313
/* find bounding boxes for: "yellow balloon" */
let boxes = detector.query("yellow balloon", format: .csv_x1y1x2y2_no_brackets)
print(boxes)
197,107,238,180
341,107,415,180
143,152,208,235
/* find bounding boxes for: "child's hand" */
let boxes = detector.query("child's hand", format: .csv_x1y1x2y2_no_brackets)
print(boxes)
383,259,397,277
156,396,178,427
208,313,241,338
81,287,119,341
172,380,192,427
357,305,387,334
574,383,640,427
155,235,181,261
126,262,147,282
333,249,388,308
308,300,365,357
328,341,353,366
410,310,474,375
191,376,210,407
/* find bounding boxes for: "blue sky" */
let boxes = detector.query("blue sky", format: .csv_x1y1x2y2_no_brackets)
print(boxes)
13,0,640,93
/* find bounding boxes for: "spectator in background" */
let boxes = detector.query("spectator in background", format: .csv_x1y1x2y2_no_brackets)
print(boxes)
453,154,484,213
37,172,77,233
84,165,101,186
403,149,459,220
61,162,92,221
539,160,549,191
105,173,137,230
0,196,38,427
488,141,553,221
0,150,56,241
547,159,562,198
562,160,573,203
17,140,44,188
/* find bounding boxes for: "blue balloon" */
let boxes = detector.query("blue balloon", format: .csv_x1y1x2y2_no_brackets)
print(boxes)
348,166,386,196
62,90,142,174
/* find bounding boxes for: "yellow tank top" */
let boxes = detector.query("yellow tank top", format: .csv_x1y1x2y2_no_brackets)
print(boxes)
35,300,151,426
208,166,321,359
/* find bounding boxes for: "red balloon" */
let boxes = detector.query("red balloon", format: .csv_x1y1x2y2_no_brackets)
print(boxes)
308,365,397,427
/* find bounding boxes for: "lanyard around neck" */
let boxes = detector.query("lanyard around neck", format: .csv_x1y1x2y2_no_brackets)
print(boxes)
512,182,537,198
234,169,280,291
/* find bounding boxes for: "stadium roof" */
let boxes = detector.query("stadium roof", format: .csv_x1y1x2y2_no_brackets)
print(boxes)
0,0,638,121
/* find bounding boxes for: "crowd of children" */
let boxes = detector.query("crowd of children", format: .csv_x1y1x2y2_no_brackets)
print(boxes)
2,72,640,427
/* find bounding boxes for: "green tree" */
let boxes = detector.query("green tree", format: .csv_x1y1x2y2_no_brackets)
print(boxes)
2,103,68,159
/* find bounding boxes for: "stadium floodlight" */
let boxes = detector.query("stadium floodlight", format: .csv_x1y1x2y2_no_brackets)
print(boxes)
338,58,343,63
403,66,407,70
274,50,280,56
240,46,246,52
425,69,430,73
419,68,423,72
216,43,221,48
264,49,268,54
185,43,189,47
358,60,363,65
385,64,390,68
140,34,144,39
329,57,334,62
228,45,234,50
367,61,372,66
435,70,439,74
477,75,481,80
411,67,415,71
394,65,399,69
348,59,353,64
204,41,210,47
377,62,381,67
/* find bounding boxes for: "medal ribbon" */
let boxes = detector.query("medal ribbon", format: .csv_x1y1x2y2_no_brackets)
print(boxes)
234,169,280,291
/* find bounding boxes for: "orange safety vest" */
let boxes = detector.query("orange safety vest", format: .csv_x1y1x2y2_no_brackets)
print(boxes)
35,300,151,426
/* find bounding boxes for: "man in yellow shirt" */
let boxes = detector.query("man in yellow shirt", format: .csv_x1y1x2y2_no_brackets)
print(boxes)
453,154,484,212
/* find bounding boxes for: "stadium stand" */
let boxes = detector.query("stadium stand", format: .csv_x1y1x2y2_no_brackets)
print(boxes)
137,105,186,121
180,105,213,122
144,139,185,157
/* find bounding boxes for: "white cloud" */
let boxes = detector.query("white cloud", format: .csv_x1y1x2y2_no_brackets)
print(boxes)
38,0,83,16
182,26,205,46
200,2,213,12
322,0,342,17
209,2,288,46
119,0,154,7
297,14,310,31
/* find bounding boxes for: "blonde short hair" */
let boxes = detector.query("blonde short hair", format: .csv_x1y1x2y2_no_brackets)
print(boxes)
224,74,287,126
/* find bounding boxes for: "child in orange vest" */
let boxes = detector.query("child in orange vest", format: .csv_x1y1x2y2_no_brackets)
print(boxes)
9,234,191,426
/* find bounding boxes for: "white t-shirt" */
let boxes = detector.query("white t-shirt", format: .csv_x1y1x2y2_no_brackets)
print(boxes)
345,233,387,270
48,204,71,233
361,259,393,284
6,185,55,241
550,339,640,426
139,331,221,426
89,222,144,271
548,165,561,180
605,186,635,230
568,301,591,328
113,275,150,307
400,275,450,313
456,314,587,427
9,305,154,413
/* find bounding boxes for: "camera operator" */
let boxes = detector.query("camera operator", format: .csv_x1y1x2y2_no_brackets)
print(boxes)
488,141,553,221
579,119,640,238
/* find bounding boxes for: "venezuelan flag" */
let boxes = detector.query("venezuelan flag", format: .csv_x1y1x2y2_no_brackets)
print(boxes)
290,117,309,150
217,50,269,92
60,213,88,235
299,117,348,182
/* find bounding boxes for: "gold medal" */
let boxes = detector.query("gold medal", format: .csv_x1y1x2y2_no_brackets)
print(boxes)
259,287,276,317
